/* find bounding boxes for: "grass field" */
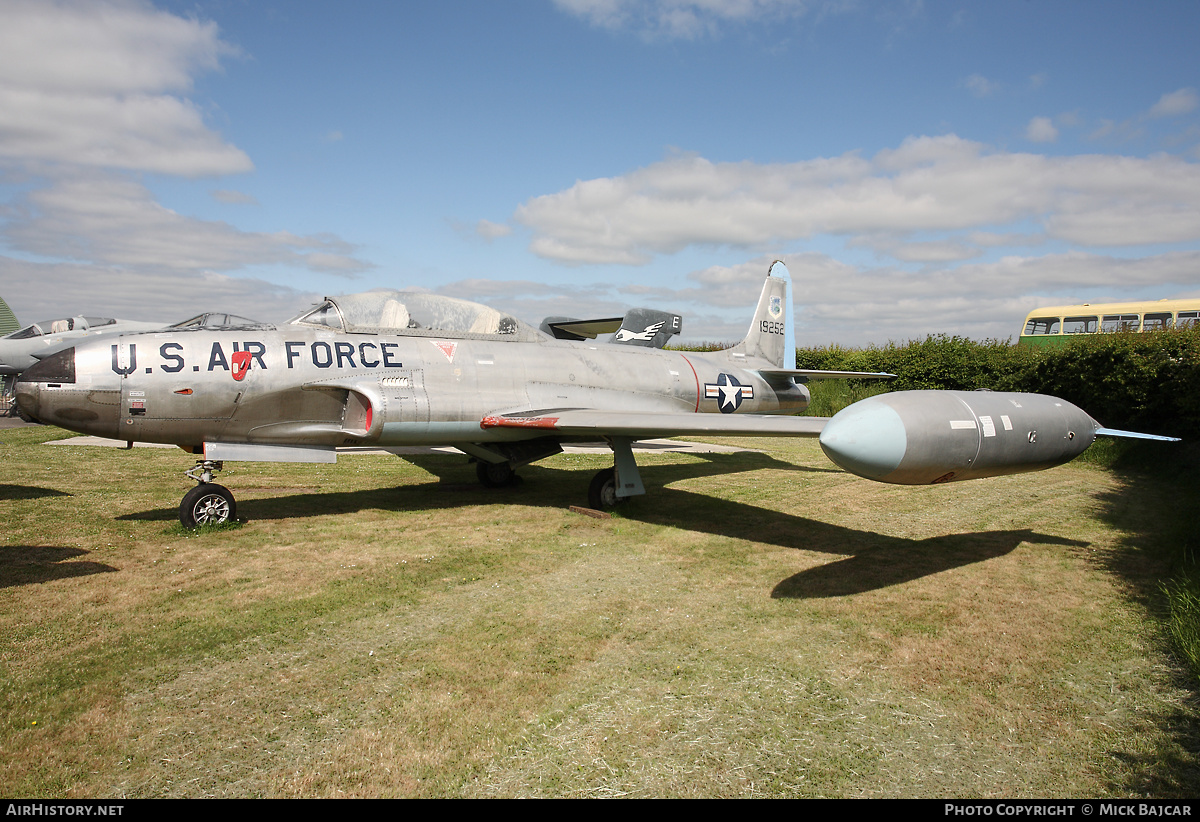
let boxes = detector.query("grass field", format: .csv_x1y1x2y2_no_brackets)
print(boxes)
1,423,1197,797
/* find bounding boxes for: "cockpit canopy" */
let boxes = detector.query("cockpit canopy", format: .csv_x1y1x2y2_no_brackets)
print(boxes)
289,290,541,341
4,316,116,339
167,312,275,331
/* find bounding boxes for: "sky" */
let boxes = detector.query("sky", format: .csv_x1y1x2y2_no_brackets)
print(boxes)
1,0,1198,347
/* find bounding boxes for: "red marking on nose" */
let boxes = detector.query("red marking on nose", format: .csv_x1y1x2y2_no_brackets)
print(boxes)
232,351,252,381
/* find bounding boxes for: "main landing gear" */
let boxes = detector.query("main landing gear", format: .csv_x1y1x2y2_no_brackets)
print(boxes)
588,437,645,511
475,460,520,488
470,437,648,511
179,459,236,528
587,467,625,510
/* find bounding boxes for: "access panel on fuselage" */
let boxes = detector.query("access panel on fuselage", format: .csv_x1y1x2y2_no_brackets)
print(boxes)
116,336,253,442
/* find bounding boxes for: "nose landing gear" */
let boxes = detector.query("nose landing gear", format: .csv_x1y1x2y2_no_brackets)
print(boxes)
180,459,236,528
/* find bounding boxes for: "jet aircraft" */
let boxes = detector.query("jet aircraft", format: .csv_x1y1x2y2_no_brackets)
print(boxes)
15,262,1175,528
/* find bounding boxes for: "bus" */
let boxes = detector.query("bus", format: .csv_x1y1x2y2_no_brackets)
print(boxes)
1018,298,1200,347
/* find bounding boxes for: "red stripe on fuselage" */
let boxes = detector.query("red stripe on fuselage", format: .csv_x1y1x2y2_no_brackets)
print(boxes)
680,355,700,412
480,415,561,430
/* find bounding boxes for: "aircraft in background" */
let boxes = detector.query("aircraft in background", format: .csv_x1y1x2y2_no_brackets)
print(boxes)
15,262,1176,528
0,296,20,337
1,312,167,420
0,314,166,378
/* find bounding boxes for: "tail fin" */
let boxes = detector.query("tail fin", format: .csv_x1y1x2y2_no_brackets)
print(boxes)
0,295,20,337
726,260,795,369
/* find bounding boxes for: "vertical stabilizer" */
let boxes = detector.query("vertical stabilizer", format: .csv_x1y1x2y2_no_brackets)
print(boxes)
0,296,19,337
727,260,795,369
612,308,683,348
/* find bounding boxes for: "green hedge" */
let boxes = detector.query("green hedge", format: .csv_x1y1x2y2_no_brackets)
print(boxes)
794,330,1200,438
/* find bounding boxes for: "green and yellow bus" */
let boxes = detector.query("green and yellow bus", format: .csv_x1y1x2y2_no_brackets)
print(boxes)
1018,298,1200,347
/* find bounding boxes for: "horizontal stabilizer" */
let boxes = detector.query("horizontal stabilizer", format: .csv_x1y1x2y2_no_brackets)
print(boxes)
481,408,827,439
540,316,624,341
1094,427,1181,442
757,368,896,382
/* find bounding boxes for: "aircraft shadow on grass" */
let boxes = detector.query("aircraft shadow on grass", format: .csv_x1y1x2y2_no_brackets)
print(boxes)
0,483,71,501
116,452,1086,596
0,545,118,588
115,450,829,525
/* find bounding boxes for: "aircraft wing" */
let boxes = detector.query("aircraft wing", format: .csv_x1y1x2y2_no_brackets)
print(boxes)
480,409,828,439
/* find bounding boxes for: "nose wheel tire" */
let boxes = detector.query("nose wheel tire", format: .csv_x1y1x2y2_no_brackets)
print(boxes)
588,467,626,510
180,483,236,528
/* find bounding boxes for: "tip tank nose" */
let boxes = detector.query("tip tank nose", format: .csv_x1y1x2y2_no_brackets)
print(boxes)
818,397,908,481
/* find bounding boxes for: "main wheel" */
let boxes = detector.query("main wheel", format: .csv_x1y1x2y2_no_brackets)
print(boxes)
179,483,236,528
588,467,626,510
476,460,517,488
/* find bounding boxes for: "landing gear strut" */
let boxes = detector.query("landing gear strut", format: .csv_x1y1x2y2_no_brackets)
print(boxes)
179,459,236,528
586,438,645,510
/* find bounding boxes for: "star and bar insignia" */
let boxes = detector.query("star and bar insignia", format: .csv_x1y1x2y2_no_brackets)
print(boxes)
704,373,753,413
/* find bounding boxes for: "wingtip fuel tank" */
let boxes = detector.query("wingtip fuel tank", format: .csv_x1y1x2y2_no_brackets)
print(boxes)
819,390,1100,484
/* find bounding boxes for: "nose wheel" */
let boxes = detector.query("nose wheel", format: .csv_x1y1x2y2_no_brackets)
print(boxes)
180,459,236,528
179,483,236,528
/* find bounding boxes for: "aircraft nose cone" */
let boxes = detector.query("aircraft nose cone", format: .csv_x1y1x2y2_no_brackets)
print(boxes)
819,397,908,481
13,379,39,420
16,346,78,422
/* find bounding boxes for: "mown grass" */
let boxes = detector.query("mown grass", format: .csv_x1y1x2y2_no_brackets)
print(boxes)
1,423,1197,797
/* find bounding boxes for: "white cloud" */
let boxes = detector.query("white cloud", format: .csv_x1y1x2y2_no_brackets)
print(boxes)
475,219,514,240
211,189,258,205
1025,116,1058,143
515,135,1200,265
0,1,372,310
0,0,250,176
964,74,999,98
4,172,369,276
1149,87,1198,118
0,256,319,326
0,0,230,94
682,250,1200,345
553,0,821,40
873,239,982,263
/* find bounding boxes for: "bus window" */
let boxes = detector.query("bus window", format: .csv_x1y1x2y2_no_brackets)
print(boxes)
1177,311,1199,329
1023,317,1060,335
1143,312,1172,331
1063,316,1098,334
1101,314,1139,332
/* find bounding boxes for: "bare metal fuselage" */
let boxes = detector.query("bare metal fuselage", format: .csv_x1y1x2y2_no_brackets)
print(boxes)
22,327,808,451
